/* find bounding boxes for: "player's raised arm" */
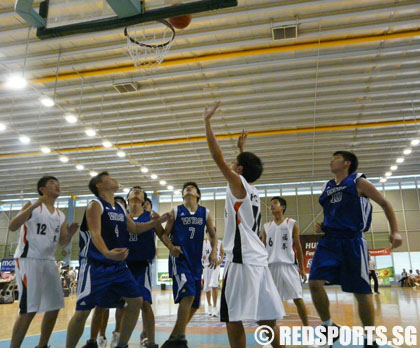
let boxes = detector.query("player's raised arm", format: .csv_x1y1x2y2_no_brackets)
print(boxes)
126,211,170,235
9,199,44,231
356,177,402,249
292,223,307,282
206,213,218,269
237,129,248,154
204,101,245,199
87,201,128,261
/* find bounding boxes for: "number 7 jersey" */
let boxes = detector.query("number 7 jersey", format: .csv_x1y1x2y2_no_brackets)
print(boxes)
169,204,209,280
14,200,65,260
224,175,268,266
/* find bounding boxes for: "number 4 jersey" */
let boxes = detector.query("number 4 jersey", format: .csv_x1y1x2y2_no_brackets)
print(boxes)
79,197,128,265
169,204,209,280
14,200,65,260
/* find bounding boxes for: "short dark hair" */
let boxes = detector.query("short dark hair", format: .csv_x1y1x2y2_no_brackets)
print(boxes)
333,151,358,174
37,176,59,195
126,186,148,203
144,197,152,209
237,152,263,183
271,196,287,213
182,181,201,202
88,171,109,197
114,196,127,209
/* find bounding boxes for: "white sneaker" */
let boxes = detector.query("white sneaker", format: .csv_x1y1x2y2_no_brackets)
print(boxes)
97,336,107,348
212,307,218,317
207,307,212,316
110,331,120,348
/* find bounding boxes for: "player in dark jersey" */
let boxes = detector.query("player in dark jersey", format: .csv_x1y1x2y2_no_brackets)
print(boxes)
161,182,218,348
122,186,162,348
65,172,169,348
309,151,402,348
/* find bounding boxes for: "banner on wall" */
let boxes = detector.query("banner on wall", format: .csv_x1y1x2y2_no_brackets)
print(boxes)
369,248,391,256
300,235,322,274
158,272,172,284
1,258,15,272
376,266,394,279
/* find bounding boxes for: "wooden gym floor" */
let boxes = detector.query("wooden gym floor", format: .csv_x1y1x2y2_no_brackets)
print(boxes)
0,287,418,347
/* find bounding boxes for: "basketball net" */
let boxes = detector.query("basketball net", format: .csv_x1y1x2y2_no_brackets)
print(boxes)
125,19,175,73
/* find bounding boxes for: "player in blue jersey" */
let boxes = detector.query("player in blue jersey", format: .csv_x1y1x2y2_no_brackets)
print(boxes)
65,172,169,348
309,151,403,348
161,182,218,348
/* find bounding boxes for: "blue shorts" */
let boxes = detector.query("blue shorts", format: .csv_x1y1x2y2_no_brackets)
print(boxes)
76,258,141,311
309,234,372,294
127,260,153,304
169,255,201,309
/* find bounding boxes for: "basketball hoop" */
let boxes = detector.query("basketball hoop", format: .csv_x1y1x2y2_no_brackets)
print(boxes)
124,19,175,73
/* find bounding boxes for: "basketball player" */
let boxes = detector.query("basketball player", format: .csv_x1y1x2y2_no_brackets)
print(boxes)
204,102,285,348
85,195,129,348
66,172,169,348
202,230,224,317
115,186,163,348
309,151,403,348
160,182,218,348
261,197,309,326
9,176,79,348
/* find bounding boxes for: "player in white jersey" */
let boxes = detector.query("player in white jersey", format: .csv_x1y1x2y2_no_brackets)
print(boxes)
8,176,79,348
204,102,285,348
261,196,309,326
202,231,224,317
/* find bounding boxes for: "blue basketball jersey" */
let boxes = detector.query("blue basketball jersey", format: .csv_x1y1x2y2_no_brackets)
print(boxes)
126,211,156,262
170,204,208,279
319,172,372,238
79,197,128,265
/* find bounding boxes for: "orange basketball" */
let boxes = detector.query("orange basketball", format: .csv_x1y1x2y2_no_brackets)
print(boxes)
168,14,192,29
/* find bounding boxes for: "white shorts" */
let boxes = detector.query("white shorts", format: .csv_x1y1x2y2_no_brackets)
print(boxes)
15,258,64,314
220,261,285,322
268,262,303,301
203,266,220,292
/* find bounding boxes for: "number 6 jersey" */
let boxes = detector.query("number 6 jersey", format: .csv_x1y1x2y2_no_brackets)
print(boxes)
14,200,65,260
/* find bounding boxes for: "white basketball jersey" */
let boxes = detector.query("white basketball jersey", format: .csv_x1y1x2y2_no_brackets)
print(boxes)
14,201,65,260
224,175,267,266
264,218,296,265
202,239,222,266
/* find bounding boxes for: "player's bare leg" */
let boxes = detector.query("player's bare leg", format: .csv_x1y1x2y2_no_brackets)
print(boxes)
293,298,309,326
66,310,91,348
141,301,156,344
258,319,285,348
117,297,142,347
38,309,60,347
9,312,36,348
309,280,331,321
226,321,246,348
171,296,194,337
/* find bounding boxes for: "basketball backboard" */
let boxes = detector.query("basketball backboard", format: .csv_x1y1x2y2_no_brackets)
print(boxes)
14,0,237,39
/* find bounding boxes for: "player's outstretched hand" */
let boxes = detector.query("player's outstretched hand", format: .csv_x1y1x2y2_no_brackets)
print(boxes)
299,268,307,283
203,101,221,122
209,250,218,269
170,246,183,258
105,248,129,261
390,232,402,249
67,222,79,236
237,129,248,152
157,212,171,224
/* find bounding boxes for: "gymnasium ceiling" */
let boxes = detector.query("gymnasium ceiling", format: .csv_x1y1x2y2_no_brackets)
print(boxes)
1,0,420,199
